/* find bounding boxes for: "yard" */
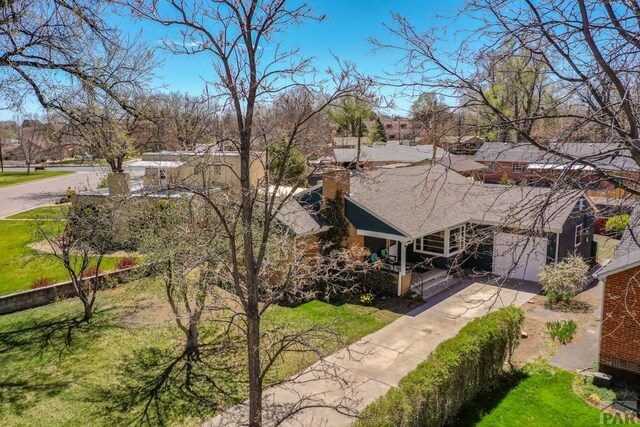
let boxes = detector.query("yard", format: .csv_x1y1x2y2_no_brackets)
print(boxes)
453,365,613,426
0,171,73,187
0,278,409,426
0,205,118,295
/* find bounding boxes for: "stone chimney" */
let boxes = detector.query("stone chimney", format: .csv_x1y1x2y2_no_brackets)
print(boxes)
322,167,350,201
107,172,131,198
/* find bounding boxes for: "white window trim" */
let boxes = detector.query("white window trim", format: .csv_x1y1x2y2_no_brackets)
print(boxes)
512,163,526,173
414,225,465,257
575,223,583,247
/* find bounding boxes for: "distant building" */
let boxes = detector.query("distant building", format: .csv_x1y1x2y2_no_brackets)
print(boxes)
363,116,416,141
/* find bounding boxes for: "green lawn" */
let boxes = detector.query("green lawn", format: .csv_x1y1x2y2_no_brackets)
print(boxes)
0,280,405,426
0,171,73,187
0,206,118,295
7,204,70,220
454,365,623,426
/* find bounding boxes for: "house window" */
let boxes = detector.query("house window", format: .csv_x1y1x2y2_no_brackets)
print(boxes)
385,124,393,129
512,163,526,173
213,164,222,174
575,223,583,246
487,162,498,173
414,225,465,256
400,124,407,129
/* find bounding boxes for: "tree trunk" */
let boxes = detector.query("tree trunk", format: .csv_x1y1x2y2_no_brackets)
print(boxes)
26,161,31,173
185,322,200,360
82,301,93,322
247,313,262,427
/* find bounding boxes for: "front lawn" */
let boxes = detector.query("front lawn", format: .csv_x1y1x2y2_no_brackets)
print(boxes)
0,206,118,295
454,365,621,426
0,171,73,187
0,280,406,426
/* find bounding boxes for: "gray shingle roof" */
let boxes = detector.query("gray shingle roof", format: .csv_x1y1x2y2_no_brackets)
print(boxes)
347,164,584,239
438,154,486,172
275,197,325,236
333,144,444,164
595,206,640,278
473,141,640,172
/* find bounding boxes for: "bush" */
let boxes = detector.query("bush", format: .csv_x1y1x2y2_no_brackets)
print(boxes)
355,306,525,427
31,277,54,289
540,254,589,304
116,257,138,270
360,269,395,297
605,214,630,235
82,266,100,278
546,320,578,344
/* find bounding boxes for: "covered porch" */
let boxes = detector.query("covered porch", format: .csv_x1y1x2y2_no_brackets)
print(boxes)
359,224,466,297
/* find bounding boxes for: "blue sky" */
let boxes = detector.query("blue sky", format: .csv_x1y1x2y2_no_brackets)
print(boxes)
129,0,466,113
2,1,465,120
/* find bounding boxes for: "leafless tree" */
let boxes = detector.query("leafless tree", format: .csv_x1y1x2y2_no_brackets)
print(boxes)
35,204,119,322
118,1,368,425
0,0,153,116
15,115,47,172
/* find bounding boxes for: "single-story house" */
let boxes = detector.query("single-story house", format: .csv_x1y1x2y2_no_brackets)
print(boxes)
333,143,445,168
594,206,640,381
284,164,595,296
437,135,484,155
473,142,640,191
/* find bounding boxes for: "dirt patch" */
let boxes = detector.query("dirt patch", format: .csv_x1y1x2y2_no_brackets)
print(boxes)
513,307,560,366
117,296,175,327
28,239,139,258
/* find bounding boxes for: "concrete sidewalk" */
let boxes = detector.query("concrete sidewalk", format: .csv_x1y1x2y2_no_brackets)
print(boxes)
207,279,539,427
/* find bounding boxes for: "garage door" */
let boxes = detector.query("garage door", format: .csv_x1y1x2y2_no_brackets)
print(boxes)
493,233,548,282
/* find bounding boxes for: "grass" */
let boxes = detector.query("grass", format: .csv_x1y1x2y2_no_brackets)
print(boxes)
0,205,118,295
7,205,70,220
0,279,405,426
453,365,632,426
0,171,73,187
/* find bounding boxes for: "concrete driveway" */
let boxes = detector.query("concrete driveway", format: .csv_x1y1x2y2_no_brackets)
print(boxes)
0,165,144,218
207,279,539,427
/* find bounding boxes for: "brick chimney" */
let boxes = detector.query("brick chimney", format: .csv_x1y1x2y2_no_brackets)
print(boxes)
107,172,131,198
322,167,350,201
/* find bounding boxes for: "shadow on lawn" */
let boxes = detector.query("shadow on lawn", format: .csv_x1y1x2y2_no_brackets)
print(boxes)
95,336,247,426
447,369,530,427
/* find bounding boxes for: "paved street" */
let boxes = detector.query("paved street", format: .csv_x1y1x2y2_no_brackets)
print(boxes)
207,279,539,427
0,165,144,218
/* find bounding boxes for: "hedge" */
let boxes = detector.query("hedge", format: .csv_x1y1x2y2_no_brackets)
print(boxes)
354,306,525,427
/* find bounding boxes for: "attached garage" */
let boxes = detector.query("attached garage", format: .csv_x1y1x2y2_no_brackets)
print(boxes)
492,233,548,282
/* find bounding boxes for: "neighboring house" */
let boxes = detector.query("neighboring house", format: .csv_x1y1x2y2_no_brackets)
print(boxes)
363,116,416,140
473,142,640,191
333,136,370,149
333,143,444,168
291,164,595,296
437,154,486,179
75,146,266,203
437,135,484,155
594,206,640,381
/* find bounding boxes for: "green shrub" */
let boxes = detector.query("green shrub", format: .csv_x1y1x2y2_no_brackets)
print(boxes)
605,214,630,234
355,306,525,427
546,320,578,344
360,269,395,297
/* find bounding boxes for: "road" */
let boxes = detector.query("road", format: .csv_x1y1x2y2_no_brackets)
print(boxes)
0,165,144,218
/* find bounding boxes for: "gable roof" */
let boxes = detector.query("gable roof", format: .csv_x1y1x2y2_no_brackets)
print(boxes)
333,143,444,164
438,154,487,172
595,206,640,279
346,164,584,240
275,197,326,236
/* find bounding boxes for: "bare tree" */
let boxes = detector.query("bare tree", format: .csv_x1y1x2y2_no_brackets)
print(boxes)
35,204,118,321
118,1,367,425
15,116,47,172
0,0,153,116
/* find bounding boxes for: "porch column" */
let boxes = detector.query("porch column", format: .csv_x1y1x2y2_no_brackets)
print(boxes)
397,241,407,296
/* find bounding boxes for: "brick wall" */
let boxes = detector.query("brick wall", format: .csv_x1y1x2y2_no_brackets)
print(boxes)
0,267,138,315
599,265,640,376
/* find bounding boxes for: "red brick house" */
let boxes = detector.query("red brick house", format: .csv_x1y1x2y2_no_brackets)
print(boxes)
595,207,640,380
473,142,640,189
